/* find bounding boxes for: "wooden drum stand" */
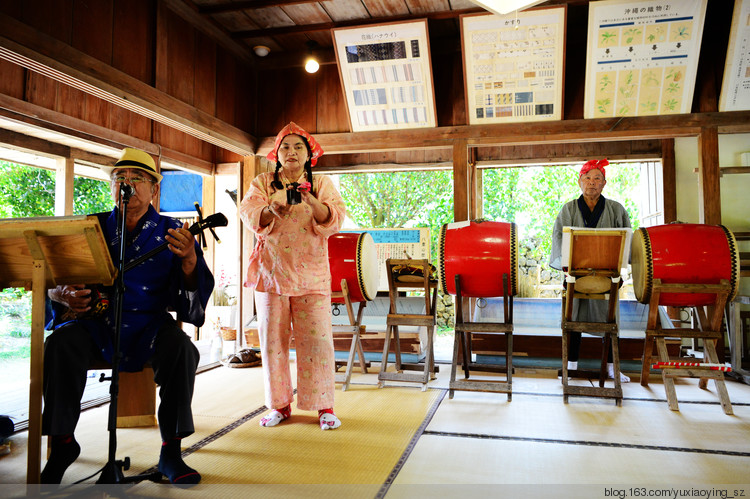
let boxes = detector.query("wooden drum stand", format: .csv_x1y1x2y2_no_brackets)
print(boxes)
640,279,733,415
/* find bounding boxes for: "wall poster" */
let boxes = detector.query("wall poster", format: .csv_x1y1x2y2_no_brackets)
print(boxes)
332,20,437,133
719,0,750,112
461,7,566,125
584,0,708,119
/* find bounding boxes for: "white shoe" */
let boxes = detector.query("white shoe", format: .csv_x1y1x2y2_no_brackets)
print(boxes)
319,413,341,430
607,363,630,383
260,409,288,427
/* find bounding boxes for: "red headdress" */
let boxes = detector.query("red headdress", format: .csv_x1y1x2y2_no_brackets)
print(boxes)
579,159,608,178
266,122,324,167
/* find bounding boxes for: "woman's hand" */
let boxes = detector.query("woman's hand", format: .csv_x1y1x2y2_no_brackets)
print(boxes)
299,189,330,223
259,200,290,226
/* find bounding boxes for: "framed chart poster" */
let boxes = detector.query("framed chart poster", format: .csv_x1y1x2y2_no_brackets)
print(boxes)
332,20,437,133
719,0,750,112
461,7,566,124
584,0,708,119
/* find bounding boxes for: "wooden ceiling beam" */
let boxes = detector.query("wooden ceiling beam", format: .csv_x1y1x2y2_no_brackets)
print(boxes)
256,111,750,156
162,0,257,65
0,94,214,175
231,8,482,39
198,0,320,15
0,12,256,156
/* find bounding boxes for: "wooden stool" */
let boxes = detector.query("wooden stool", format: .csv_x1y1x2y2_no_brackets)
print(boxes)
561,275,623,405
332,279,370,391
559,227,631,406
449,273,513,400
378,259,438,391
640,279,733,415
90,361,157,427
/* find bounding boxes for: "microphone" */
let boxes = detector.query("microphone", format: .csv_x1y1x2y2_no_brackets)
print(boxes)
120,183,134,200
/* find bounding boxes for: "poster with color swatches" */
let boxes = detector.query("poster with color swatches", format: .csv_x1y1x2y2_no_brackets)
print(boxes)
461,7,566,125
584,0,707,118
332,20,437,133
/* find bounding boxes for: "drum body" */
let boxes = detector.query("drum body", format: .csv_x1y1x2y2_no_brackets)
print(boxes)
328,232,379,303
438,220,518,297
631,224,739,306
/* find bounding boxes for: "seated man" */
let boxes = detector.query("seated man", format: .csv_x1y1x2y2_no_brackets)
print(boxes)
42,147,214,485
549,159,630,382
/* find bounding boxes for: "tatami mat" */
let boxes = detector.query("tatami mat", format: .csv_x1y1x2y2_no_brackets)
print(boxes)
2,358,750,497
393,435,749,484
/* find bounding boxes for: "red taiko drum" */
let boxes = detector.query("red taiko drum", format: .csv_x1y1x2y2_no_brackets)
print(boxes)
328,232,379,304
631,224,739,306
438,220,518,297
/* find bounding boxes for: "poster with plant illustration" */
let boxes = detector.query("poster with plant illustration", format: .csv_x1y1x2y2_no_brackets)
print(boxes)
584,0,707,119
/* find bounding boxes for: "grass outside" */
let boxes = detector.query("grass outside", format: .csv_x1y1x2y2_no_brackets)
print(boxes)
0,289,32,361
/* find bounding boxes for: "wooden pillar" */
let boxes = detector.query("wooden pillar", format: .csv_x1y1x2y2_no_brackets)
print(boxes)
54,157,74,216
661,138,677,223
453,139,470,222
238,155,260,344
152,155,161,213
469,147,478,219
697,127,721,225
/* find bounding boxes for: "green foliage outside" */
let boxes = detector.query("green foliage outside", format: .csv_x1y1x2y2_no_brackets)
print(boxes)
339,163,641,266
483,164,641,262
0,161,111,360
0,160,112,218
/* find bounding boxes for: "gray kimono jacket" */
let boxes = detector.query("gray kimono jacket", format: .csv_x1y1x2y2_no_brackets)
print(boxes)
549,196,631,332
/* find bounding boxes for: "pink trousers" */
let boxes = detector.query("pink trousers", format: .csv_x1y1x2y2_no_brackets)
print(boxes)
254,291,336,411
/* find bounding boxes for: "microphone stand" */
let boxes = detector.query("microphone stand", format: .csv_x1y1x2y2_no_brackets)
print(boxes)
97,184,161,484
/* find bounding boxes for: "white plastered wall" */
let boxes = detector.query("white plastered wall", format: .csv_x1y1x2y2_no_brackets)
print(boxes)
674,133,750,297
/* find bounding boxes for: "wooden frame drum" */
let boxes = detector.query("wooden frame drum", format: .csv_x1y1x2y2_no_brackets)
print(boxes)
438,220,518,297
631,223,740,306
328,232,379,304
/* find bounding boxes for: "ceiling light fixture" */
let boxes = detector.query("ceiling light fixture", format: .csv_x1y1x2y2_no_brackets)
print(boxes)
304,40,320,74
253,45,270,57
468,0,546,16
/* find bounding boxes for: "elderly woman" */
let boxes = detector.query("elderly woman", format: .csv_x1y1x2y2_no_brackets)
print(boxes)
549,159,631,382
240,122,346,430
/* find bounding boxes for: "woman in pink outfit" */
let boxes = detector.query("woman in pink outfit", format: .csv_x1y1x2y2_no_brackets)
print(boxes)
240,122,346,430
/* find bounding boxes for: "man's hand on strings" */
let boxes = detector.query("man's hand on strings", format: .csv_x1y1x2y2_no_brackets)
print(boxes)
54,284,92,314
167,222,198,277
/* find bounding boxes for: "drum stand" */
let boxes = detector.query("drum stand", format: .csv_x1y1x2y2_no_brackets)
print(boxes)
449,273,513,401
331,278,369,391
640,279,733,415
561,274,623,406
378,259,438,391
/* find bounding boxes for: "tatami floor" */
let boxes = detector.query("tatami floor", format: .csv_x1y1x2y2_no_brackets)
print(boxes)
2,356,750,498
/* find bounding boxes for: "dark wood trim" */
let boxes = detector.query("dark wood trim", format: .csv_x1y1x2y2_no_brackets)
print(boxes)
257,111,750,156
